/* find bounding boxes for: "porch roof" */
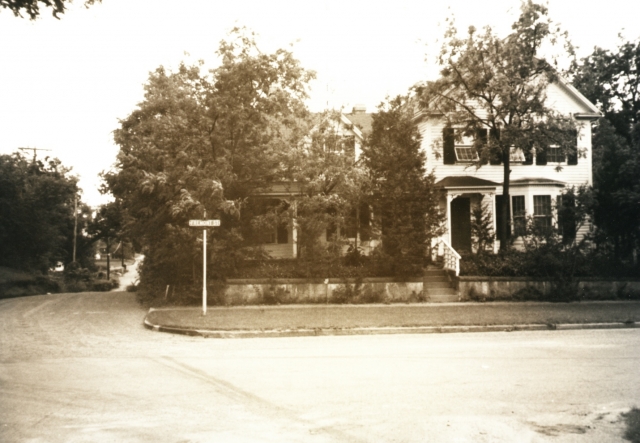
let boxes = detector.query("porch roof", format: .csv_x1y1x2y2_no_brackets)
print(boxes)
253,181,304,198
508,178,565,187
435,176,500,190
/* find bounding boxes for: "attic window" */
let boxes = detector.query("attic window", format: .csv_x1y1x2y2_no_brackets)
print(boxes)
454,145,479,162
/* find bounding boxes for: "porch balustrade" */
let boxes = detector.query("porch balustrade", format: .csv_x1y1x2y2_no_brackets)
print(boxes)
432,239,461,276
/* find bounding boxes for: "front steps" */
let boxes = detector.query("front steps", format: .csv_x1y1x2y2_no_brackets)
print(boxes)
424,267,459,302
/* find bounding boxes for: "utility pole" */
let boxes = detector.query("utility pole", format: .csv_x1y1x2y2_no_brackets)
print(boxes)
73,195,78,262
18,147,52,162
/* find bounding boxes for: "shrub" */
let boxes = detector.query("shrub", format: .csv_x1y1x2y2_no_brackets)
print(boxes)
622,407,640,443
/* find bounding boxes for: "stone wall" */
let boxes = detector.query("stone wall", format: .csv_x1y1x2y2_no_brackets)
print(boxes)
459,277,640,300
223,278,424,305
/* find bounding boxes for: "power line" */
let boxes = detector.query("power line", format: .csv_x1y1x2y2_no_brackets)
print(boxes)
18,147,52,162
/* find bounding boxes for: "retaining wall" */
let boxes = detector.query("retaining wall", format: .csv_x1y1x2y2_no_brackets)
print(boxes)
218,277,640,305
224,278,423,305
459,277,640,300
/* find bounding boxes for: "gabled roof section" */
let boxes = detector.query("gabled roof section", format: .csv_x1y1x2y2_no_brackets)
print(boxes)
411,74,602,120
344,112,373,136
310,111,367,140
554,75,603,119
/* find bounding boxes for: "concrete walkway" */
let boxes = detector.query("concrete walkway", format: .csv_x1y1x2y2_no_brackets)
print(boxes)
112,254,143,291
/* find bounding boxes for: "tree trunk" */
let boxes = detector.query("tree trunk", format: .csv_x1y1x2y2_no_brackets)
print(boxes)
106,237,110,280
499,152,511,252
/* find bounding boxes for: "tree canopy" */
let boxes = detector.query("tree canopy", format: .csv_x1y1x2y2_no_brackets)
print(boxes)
0,0,99,19
362,95,443,268
0,152,82,272
415,1,577,250
105,28,316,296
573,38,640,263
572,38,639,140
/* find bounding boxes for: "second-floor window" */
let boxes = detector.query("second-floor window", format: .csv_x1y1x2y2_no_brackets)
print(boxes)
443,128,578,166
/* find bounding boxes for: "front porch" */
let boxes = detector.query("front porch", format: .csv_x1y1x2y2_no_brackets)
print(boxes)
436,176,501,254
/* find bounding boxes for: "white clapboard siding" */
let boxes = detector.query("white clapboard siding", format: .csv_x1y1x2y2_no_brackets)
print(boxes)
419,119,592,190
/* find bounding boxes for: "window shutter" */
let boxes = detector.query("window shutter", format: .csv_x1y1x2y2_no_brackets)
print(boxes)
567,130,578,165
476,128,488,162
443,127,455,165
489,129,502,165
523,148,534,165
495,195,511,239
359,203,371,241
536,148,547,165
277,223,288,244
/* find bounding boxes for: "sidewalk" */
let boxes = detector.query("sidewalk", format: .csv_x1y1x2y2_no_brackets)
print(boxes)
112,255,143,291
144,300,640,338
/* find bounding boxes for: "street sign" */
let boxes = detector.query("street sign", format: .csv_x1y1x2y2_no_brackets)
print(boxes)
189,219,220,227
189,216,220,316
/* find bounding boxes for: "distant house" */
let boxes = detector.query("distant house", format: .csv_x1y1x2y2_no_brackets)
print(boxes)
253,107,374,259
416,77,602,253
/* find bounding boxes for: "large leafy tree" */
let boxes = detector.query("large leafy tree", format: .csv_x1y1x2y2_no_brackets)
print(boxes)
573,39,640,264
573,38,639,140
415,1,577,250
0,152,80,272
282,111,370,260
361,95,443,270
105,28,315,298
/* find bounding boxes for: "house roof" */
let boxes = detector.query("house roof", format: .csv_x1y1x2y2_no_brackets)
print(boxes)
413,74,602,120
344,112,373,136
253,182,304,197
435,176,500,189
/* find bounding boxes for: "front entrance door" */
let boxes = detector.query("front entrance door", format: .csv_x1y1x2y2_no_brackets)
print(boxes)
451,197,471,252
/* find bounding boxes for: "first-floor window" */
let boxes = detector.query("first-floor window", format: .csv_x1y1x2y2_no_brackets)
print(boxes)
512,196,526,236
533,195,552,232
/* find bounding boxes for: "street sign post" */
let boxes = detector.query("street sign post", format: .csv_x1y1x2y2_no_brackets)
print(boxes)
189,216,220,316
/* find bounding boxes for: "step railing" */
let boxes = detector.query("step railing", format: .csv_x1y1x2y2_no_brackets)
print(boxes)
432,239,461,276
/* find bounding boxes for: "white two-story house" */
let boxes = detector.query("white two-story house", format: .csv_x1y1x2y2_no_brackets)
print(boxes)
416,77,602,253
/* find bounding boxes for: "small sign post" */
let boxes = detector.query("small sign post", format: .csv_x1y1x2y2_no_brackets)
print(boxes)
189,215,220,315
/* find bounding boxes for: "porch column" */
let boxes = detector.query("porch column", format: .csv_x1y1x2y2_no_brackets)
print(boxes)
292,201,298,258
489,192,497,253
446,194,454,245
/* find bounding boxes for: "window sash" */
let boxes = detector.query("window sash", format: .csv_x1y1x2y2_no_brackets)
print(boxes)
512,196,526,236
533,195,552,230
547,145,564,163
509,147,526,162
454,145,479,161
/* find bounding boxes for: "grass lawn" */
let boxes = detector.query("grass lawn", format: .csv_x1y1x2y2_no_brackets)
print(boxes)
146,301,640,332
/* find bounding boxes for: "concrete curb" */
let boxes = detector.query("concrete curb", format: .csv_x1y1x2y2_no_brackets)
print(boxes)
143,312,640,339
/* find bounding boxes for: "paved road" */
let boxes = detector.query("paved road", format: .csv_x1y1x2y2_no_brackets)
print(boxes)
1,292,639,442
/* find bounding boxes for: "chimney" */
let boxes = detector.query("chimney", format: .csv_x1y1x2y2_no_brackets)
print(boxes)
352,104,366,114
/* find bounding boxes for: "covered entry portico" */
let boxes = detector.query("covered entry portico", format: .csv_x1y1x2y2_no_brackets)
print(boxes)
435,176,500,253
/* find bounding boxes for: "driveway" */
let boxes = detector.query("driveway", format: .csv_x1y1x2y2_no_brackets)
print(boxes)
1,292,638,442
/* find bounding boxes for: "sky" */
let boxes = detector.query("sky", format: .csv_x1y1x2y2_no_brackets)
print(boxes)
1,0,638,207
